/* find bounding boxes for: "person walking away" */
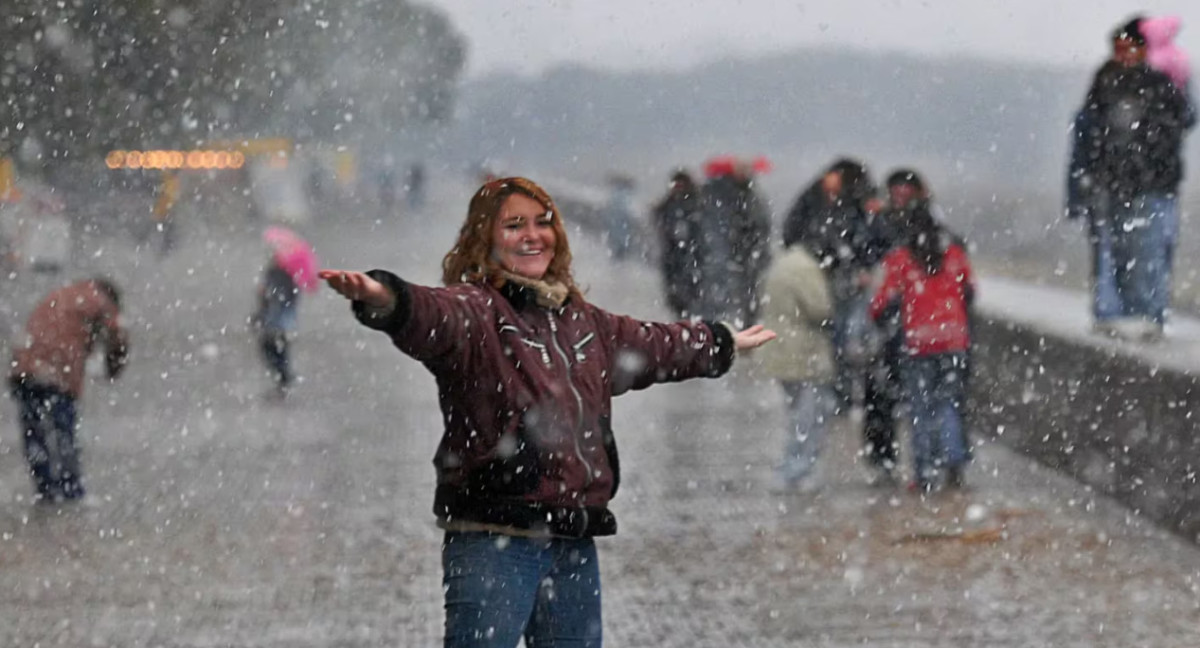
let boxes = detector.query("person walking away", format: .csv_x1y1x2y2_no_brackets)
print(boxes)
255,260,300,399
256,226,319,400
869,202,973,493
320,177,775,647
8,278,128,502
1067,17,1194,340
652,170,704,318
698,160,772,325
853,169,918,484
756,240,836,491
406,162,427,211
602,174,637,261
152,170,181,257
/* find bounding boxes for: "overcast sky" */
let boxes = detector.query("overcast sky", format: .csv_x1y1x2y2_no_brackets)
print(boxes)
429,0,1200,77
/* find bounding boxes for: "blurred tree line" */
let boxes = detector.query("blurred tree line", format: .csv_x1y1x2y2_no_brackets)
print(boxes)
0,0,465,169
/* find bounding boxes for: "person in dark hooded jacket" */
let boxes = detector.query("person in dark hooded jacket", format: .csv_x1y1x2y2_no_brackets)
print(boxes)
1067,16,1194,339
652,170,704,317
783,159,882,405
696,161,772,326
320,177,776,648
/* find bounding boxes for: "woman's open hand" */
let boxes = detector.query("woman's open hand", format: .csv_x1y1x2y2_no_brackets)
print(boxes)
733,324,776,352
318,270,395,310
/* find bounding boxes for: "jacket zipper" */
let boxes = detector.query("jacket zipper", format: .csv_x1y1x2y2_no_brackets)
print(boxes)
546,311,595,520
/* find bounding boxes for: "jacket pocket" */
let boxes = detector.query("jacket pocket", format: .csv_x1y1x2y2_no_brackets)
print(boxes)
500,324,552,367
572,332,595,363
466,424,543,497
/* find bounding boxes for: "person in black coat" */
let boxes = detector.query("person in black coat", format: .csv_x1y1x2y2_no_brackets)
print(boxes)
698,163,771,325
652,170,704,317
1068,16,1194,339
783,159,881,405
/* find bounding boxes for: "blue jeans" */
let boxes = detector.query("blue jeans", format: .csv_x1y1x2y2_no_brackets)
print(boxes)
10,380,82,500
901,353,970,486
1088,216,1122,322
443,532,602,647
1111,193,1176,324
259,330,292,387
778,381,835,483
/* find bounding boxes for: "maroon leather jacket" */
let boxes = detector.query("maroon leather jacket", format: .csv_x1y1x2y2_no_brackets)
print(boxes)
353,270,735,537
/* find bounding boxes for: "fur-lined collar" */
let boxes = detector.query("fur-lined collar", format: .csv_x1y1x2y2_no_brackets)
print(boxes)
493,271,570,309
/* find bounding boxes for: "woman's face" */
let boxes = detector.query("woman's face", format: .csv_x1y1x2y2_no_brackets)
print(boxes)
491,193,557,280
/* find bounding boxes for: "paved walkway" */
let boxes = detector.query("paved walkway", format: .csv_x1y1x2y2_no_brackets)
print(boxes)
2,181,1200,646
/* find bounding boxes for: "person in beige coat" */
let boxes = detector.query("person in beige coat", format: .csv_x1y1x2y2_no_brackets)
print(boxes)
758,243,836,490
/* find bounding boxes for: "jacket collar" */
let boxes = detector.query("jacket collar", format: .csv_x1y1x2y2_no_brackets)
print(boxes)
493,272,570,310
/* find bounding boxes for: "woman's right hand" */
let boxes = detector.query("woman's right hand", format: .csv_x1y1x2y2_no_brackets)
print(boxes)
318,270,395,310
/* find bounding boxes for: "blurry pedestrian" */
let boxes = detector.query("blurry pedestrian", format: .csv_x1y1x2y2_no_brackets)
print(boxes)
1066,16,1194,340
152,170,181,257
602,174,637,261
406,162,427,211
651,169,703,317
757,239,835,492
256,226,319,400
698,158,772,326
377,161,398,216
320,177,775,648
869,202,974,492
8,278,128,502
783,159,881,406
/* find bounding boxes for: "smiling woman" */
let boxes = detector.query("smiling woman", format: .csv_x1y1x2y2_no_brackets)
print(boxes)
491,193,557,279
319,176,775,647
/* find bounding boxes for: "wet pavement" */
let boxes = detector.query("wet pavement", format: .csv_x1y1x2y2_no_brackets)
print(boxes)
2,181,1200,647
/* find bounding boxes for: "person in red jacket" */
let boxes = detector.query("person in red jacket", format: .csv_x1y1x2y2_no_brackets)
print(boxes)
321,177,775,648
869,201,974,493
9,278,128,502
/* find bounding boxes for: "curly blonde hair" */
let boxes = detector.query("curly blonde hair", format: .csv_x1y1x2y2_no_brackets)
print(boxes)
441,177,582,301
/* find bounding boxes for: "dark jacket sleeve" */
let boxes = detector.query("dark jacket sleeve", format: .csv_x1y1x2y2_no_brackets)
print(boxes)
351,269,479,363
1066,107,1101,220
597,309,735,395
96,302,129,380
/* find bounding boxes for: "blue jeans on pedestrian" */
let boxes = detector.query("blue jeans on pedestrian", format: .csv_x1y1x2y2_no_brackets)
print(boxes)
1112,193,1175,324
259,330,292,387
9,379,82,500
442,531,603,647
1088,216,1122,322
901,353,970,487
778,380,835,484
1158,194,1180,322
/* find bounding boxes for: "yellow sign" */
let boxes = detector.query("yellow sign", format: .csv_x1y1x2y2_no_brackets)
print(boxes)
0,158,15,201
205,138,292,156
106,150,246,171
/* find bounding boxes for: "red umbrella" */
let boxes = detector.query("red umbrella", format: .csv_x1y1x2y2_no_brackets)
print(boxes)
703,155,739,179
750,155,773,174
703,155,773,178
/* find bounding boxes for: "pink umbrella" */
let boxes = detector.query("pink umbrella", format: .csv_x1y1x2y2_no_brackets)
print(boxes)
263,225,320,293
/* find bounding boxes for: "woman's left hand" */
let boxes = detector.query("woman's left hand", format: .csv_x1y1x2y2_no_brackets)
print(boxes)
733,324,777,351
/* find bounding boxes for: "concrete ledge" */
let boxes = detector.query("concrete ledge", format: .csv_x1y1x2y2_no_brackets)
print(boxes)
970,277,1200,542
